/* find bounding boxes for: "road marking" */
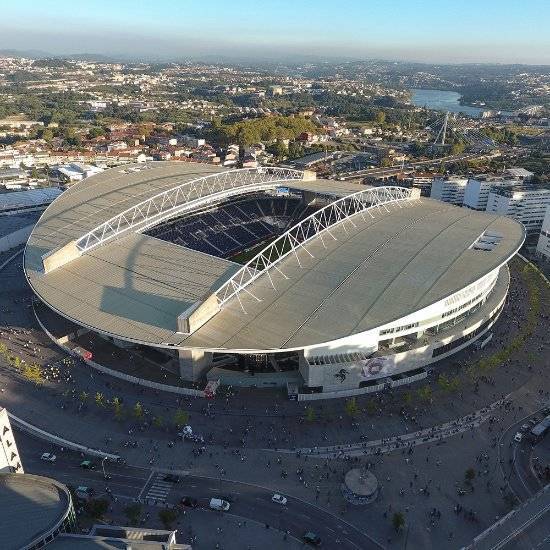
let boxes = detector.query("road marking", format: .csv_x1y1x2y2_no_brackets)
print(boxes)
137,470,154,501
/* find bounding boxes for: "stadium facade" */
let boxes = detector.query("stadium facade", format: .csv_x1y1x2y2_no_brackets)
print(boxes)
24,162,524,398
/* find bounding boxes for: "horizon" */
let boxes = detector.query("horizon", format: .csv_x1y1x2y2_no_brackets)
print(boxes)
1,0,550,65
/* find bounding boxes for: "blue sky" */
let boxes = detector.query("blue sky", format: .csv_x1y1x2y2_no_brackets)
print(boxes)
1,0,549,64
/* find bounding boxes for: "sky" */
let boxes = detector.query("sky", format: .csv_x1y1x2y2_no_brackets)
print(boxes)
0,0,549,64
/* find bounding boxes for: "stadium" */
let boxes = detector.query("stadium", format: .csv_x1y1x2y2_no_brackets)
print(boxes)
24,162,525,398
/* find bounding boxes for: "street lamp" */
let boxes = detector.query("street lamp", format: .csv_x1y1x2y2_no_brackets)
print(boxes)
101,456,110,480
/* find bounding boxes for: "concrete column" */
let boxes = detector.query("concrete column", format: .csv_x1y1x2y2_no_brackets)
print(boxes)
178,349,213,382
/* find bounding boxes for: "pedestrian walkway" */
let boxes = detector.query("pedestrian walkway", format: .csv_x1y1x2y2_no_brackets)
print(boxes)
142,473,174,505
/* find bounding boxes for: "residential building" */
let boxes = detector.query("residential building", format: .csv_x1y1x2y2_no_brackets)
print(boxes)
486,184,550,234
504,167,534,181
463,176,519,211
536,206,550,262
430,176,468,205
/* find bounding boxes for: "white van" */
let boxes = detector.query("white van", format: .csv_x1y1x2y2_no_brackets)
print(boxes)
209,498,230,511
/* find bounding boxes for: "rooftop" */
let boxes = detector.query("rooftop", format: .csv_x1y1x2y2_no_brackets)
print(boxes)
0,473,72,550
24,163,524,351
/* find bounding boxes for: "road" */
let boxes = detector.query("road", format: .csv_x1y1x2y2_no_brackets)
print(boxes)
17,430,384,550
335,152,486,180
498,408,547,501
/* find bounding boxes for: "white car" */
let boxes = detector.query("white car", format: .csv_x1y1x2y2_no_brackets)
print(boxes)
272,493,288,505
41,452,56,462
514,432,523,443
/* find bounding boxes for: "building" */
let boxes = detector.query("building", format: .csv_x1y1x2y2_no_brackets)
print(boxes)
0,167,27,186
0,472,76,549
0,187,63,215
49,525,189,549
504,167,534,181
536,206,550,262
51,163,103,184
463,176,519,211
0,408,23,474
25,163,524,398
430,176,468,205
486,184,550,234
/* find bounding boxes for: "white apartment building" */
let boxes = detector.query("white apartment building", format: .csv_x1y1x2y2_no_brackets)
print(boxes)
463,177,519,211
486,185,550,234
536,206,550,262
430,177,468,205
0,408,23,473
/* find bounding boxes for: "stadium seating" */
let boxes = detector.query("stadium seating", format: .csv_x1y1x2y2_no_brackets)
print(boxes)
147,195,309,259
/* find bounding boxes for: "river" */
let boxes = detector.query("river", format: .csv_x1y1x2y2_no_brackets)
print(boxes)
410,88,483,117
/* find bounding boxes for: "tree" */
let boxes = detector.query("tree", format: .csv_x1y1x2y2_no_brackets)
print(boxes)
365,400,377,415
158,508,178,529
153,415,164,428
112,397,123,420
465,467,476,485
85,498,109,519
392,511,405,533
23,363,43,384
0,342,7,356
305,406,316,422
124,503,142,525
267,140,288,159
417,385,432,403
95,392,105,408
375,111,386,125
173,408,189,428
345,397,359,417
133,402,144,420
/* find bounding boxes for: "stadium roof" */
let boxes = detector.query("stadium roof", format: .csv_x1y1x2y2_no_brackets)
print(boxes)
0,473,71,550
25,162,524,352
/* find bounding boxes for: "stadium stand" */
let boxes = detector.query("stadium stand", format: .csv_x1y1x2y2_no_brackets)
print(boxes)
147,195,309,259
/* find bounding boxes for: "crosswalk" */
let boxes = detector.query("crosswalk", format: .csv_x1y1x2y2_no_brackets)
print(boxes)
143,473,173,504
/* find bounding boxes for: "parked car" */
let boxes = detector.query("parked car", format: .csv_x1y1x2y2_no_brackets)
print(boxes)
40,452,56,462
163,474,180,483
271,493,287,505
75,486,95,501
80,460,95,470
514,432,523,443
180,496,199,508
303,531,321,546
209,498,230,511
520,424,530,433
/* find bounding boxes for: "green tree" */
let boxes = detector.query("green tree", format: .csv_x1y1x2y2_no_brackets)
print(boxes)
12,355,23,371
158,508,178,529
375,111,386,125
95,392,105,407
124,503,142,525
305,406,316,422
417,385,432,403
345,397,359,417
173,408,189,428
133,402,144,420
153,415,164,428
0,342,7,356
392,511,405,533
79,391,89,403
111,397,123,420
23,363,43,384
465,467,476,485
365,400,377,415
85,498,109,519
